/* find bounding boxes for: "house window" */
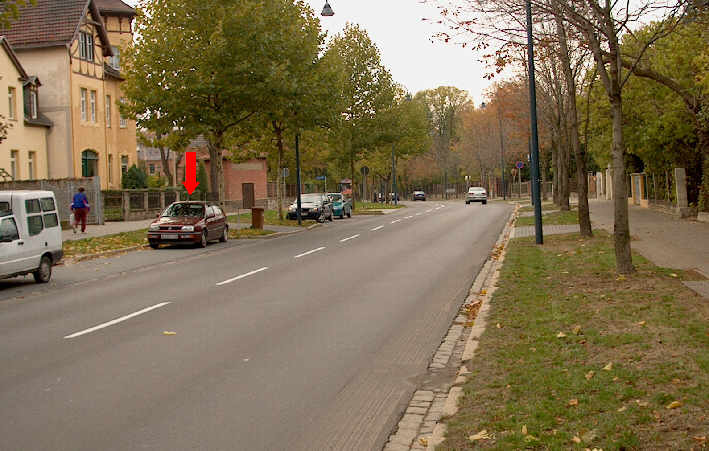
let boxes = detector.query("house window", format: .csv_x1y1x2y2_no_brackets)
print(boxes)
105,95,111,127
28,151,35,179
149,164,155,175
90,90,96,122
10,150,18,179
8,87,16,120
29,90,38,119
110,46,120,70
81,150,99,177
119,97,127,128
108,154,114,184
79,31,94,62
80,88,87,121
121,155,128,175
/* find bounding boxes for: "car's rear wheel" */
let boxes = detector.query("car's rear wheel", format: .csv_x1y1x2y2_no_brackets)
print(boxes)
346,208,351,218
199,230,208,248
33,255,52,283
483,200,487,205
149,242,160,249
219,226,228,242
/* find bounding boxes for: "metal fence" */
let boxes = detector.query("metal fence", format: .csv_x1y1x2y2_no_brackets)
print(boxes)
0,176,103,226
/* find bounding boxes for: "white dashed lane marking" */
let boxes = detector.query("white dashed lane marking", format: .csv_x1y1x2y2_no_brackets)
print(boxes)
340,234,360,243
64,302,171,339
294,247,326,259
371,225,384,231
216,267,269,286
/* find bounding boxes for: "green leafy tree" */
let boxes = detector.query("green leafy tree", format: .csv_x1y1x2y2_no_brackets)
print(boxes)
326,24,396,208
196,162,209,195
122,0,304,201
0,0,35,29
122,165,148,189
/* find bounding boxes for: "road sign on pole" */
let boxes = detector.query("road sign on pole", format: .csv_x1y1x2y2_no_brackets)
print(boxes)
516,161,524,169
282,168,289,178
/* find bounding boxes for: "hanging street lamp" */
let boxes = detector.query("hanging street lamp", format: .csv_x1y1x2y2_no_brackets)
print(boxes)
321,1,334,16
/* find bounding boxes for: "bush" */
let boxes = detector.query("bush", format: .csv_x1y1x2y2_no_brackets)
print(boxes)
147,174,168,188
122,164,148,189
197,161,209,193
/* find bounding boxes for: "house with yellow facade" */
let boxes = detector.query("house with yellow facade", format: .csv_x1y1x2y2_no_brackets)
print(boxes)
0,37,51,181
3,0,138,189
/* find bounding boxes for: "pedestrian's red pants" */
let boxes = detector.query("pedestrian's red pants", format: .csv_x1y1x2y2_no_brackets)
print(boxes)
74,207,88,232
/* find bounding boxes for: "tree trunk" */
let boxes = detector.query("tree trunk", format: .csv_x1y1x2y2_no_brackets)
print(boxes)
275,123,284,220
552,133,560,205
206,135,224,202
556,15,591,236
159,146,173,186
350,146,356,210
610,95,634,273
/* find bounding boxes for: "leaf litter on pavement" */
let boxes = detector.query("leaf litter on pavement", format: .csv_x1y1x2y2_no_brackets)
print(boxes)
437,232,709,450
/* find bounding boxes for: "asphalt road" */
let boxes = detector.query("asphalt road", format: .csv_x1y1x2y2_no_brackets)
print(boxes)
0,200,512,451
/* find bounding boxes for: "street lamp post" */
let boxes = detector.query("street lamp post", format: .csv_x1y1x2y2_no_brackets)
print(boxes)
525,0,544,244
391,145,398,205
295,133,302,226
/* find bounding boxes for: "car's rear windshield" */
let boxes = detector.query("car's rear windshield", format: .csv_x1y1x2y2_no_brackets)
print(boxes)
329,194,342,201
469,188,486,192
162,203,205,217
301,194,322,202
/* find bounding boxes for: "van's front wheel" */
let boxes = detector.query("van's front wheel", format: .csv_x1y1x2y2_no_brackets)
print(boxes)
33,255,52,283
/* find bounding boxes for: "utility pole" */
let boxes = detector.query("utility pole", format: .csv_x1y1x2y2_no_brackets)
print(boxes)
526,0,543,244
391,145,398,205
295,133,302,226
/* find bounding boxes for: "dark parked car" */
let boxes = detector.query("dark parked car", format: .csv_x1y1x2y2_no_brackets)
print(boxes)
413,190,426,201
148,202,228,248
287,193,334,222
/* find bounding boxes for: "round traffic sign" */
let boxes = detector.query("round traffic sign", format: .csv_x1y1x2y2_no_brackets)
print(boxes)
516,161,524,169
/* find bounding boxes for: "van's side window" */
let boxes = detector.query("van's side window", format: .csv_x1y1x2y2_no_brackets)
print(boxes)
40,197,56,212
0,218,20,241
0,201,10,213
27,215,43,236
43,213,59,228
25,199,41,214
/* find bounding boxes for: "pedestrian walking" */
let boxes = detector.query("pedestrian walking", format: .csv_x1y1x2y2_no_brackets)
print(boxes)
71,187,90,234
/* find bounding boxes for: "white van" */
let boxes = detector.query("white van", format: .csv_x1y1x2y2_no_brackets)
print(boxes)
0,191,63,283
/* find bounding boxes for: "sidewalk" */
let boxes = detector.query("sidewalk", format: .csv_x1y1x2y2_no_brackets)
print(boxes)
589,199,709,297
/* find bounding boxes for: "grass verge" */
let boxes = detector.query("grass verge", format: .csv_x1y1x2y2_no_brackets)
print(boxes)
518,203,558,213
516,209,579,227
440,232,708,450
227,209,315,227
63,229,148,259
228,228,276,239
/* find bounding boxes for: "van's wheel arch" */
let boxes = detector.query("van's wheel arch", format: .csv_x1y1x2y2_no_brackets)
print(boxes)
33,254,52,283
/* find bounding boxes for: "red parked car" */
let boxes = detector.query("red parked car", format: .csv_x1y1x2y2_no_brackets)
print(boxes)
147,202,228,249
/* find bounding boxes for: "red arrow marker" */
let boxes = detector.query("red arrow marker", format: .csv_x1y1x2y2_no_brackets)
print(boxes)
182,151,199,194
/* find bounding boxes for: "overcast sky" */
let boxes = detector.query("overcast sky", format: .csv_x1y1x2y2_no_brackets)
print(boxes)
125,0,493,104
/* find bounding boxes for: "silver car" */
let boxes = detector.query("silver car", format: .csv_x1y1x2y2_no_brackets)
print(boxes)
465,187,487,205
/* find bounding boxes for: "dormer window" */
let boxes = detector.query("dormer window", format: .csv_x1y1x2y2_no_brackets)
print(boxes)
110,46,120,70
79,31,94,62
29,89,37,119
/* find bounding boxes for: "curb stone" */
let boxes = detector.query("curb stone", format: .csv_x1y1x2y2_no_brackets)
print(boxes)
383,206,518,451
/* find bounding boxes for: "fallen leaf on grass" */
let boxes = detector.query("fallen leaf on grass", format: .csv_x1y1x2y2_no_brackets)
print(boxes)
468,430,490,441
524,435,538,442
670,273,678,278
693,436,707,443
613,377,619,382
616,275,626,281
635,400,649,407
636,320,646,326
480,289,487,295
572,325,583,335
572,436,582,443
585,370,595,380
496,323,503,329
581,430,598,442
521,425,527,435
602,362,613,371
568,398,579,407
418,437,428,446
672,378,681,384
557,331,567,338
162,331,176,335
665,400,682,409
617,406,627,412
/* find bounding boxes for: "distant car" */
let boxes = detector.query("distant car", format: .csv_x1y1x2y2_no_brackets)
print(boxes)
465,187,488,205
148,201,228,249
413,190,426,201
327,193,352,219
287,193,334,222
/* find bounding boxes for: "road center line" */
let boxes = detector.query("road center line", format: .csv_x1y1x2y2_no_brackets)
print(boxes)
415,213,422,216
371,225,384,231
405,216,413,219
216,266,269,286
340,234,360,242
64,302,171,339
426,209,432,213
391,219,402,224
294,247,326,259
